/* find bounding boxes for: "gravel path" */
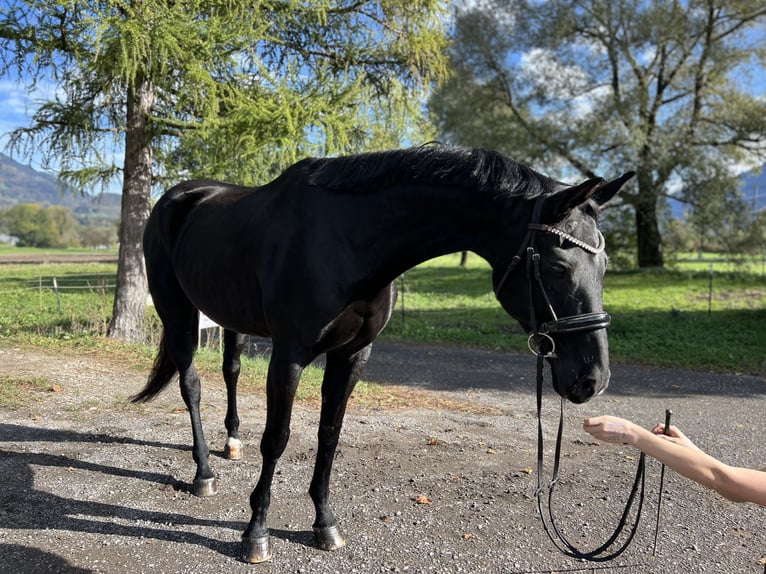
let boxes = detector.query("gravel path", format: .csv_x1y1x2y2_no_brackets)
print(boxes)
0,341,764,574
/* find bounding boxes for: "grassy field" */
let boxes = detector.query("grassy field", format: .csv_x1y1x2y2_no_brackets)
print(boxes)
669,251,766,274
0,251,764,378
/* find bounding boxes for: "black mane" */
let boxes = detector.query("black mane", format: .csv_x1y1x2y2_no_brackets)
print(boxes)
298,145,556,198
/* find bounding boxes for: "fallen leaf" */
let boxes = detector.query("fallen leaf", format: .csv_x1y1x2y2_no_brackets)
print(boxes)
625,455,636,461
414,495,432,505
427,437,438,446
379,515,389,522
462,533,474,540
66,467,75,472
758,556,766,565
49,384,62,393
521,467,533,475
486,448,496,455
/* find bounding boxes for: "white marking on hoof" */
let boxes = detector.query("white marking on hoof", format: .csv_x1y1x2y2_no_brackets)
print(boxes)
224,437,243,460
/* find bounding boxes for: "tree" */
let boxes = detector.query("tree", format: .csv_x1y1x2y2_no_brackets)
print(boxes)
2,203,55,247
430,0,766,267
79,222,118,250
1,0,448,341
48,205,81,248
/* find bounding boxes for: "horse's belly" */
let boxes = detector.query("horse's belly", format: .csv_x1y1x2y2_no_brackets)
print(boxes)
174,255,269,336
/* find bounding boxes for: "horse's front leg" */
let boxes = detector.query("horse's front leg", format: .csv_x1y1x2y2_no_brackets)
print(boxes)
241,343,307,563
309,344,372,552
222,330,247,460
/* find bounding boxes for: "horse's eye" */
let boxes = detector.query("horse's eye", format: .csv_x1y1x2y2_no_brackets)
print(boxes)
551,264,567,275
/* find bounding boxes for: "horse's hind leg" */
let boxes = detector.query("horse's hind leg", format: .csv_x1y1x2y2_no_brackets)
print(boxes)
309,343,372,551
241,342,308,563
165,327,219,497
222,329,247,460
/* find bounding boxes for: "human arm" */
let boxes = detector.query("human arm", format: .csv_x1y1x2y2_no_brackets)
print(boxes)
582,415,766,506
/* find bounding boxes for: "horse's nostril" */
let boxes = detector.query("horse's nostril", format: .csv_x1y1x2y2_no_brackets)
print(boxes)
568,377,599,404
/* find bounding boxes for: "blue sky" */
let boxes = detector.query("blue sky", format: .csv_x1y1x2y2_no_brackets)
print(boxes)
0,76,66,173
0,78,42,161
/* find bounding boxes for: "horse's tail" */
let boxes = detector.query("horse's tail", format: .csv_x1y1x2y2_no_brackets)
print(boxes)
131,333,177,403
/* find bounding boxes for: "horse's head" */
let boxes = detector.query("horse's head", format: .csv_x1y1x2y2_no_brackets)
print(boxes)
493,172,634,404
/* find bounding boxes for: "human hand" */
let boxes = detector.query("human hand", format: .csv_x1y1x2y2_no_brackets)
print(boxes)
650,423,700,451
582,415,639,445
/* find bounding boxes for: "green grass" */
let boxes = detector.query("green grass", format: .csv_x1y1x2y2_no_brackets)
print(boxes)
0,263,117,339
603,269,766,372
669,251,766,274
0,374,56,409
383,254,528,349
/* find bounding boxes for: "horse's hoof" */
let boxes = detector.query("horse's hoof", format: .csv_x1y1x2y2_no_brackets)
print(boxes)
242,534,273,563
313,524,346,551
224,438,243,460
192,476,218,497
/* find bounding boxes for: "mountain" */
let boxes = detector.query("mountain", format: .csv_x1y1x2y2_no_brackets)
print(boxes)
0,153,121,223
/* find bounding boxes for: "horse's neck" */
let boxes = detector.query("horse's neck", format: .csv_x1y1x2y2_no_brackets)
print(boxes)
362,183,523,274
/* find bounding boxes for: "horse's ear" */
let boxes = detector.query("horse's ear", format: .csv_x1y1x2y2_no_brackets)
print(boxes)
593,171,635,206
542,171,636,222
542,177,603,223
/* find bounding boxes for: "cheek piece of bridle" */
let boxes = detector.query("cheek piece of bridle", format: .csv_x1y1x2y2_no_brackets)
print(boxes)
495,196,648,562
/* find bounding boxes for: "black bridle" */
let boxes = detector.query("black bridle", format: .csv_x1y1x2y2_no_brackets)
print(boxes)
494,196,612,345
495,196,646,562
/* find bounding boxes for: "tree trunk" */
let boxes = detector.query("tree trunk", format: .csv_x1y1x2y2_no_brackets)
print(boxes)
634,184,664,268
108,75,154,342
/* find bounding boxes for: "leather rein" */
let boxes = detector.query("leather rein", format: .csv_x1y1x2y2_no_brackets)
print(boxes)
495,196,646,562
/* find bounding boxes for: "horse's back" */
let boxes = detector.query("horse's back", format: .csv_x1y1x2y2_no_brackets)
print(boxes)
148,179,247,234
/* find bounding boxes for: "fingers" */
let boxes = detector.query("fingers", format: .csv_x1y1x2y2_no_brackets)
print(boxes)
583,417,602,429
651,424,681,438
651,425,700,450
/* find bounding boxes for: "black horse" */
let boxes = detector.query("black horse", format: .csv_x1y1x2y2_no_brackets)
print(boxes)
134,145,633,563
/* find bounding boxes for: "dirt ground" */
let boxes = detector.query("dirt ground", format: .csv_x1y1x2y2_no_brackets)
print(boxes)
0,340,764,574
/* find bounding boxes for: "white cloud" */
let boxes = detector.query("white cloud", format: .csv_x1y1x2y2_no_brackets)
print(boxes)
0,80,34,139
520,48,589,98
519,48,613,120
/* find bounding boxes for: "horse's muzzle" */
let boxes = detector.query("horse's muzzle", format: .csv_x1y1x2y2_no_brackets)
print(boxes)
566,370,610,404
